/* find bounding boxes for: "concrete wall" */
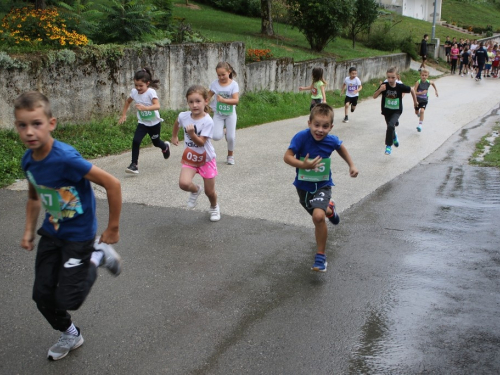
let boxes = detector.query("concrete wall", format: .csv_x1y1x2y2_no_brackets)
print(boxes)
0,41,409,129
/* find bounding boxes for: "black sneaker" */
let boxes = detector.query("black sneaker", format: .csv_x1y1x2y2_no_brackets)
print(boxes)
351,107,355,113
343,116,349,123
162,141,170,160
126,163,139,174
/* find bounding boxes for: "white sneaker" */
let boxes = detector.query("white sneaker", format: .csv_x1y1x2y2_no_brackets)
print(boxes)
227,156,235,165
47,330,84,360
187,185,203,208
209,204,221,221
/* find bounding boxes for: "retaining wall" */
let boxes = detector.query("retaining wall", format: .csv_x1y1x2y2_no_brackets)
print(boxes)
0,41,410,129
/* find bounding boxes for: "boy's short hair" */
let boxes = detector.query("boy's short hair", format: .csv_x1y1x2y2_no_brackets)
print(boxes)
387,66,398,74
420,68,429,75
309,103,334,123
348,67,357,73
424,34,428,38
14,91,52,119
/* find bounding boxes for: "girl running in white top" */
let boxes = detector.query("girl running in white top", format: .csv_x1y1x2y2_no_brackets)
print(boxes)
208,62,240,165
172,85,220,222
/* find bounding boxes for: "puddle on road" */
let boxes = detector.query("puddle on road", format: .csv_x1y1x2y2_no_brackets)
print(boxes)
348,165,500,374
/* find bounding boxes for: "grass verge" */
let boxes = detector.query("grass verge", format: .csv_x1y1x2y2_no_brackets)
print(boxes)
469,123,500,168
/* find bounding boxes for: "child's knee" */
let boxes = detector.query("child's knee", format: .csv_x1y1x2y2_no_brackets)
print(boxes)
312,209,326,225
179,180,191,191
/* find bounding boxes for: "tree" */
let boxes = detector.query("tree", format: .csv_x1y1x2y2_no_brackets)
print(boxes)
346,0,378,48
261,0,273,36
287,0,350,52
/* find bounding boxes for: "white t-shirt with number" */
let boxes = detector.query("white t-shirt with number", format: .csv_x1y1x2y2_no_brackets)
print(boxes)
130,87,163,126
209,80,240,115
178,111,216,163
344,77,362,97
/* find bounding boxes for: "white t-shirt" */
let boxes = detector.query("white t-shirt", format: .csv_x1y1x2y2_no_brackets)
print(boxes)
130,88,163,126
344,77,362,97
177,111,216,162
209,79,239,115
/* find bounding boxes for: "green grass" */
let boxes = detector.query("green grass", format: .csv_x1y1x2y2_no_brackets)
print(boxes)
470,124,500,168
442,0,500,32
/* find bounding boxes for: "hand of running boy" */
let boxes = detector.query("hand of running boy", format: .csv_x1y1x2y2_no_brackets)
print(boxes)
301,153,322,170
21,234,35,251
99,227,119,245
349,166,359,178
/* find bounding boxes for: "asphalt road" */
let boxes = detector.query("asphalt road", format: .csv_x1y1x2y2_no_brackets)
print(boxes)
1,68,499,374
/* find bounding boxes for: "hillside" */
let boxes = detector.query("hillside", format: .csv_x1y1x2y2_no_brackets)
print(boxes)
442,0,500,33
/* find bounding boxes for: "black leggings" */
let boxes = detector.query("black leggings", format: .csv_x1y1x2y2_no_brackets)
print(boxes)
33,230,97,331
132,122,167,164
450,59,458,74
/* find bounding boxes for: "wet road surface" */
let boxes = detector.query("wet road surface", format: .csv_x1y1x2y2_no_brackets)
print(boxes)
1,112,500,373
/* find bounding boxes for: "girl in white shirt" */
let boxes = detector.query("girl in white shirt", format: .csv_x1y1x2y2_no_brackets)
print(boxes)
208,62,240,165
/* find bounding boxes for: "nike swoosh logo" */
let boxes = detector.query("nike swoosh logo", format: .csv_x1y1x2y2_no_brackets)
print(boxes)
64,258,83,268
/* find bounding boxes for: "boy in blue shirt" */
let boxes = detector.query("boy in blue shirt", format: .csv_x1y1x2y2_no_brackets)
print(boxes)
14,91,123,361
284,104,358,272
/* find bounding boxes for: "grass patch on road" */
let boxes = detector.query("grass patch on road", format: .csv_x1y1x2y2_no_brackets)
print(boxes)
470,123,500,168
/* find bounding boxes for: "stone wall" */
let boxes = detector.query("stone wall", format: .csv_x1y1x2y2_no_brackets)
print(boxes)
0,41,409,129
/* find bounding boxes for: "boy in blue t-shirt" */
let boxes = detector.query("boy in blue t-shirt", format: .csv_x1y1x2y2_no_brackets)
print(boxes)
284,104,358,272
14,91,123,361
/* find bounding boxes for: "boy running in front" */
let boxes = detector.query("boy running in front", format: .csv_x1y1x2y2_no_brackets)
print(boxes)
284,104,358,272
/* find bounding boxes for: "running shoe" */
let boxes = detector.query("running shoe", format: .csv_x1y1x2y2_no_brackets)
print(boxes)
343,116,349,123
94,237,122,276
385,146,392,155
126,163,139,174
393,132,399,148
227,156,235,165
417,125,422,132
162,141,171,159
311,253,327,272
47,329,84,361
209,204,221,222
187,185,203,208
327,200,340,225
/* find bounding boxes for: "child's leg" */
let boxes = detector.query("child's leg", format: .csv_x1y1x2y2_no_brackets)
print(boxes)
146,123,166,149
312,208,328,253
203,177,217,207
225,112,237,157
179,167,198,193
33,234,96,331
419,107,425,122
384,113,400,146
212,113,225,142
344,102,349,117
131,124,148,164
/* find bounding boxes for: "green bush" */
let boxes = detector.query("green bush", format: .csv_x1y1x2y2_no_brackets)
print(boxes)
195,0,261,17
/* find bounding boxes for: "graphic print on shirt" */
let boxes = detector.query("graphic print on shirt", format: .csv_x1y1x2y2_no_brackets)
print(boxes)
182,124,207,167
216,91,233,116
27,171,83,231
384,88,399,110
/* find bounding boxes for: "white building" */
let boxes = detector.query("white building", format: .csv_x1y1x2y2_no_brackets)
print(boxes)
378,0,441,23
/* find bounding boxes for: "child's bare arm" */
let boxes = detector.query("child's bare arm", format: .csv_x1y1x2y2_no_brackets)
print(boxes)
373,84,386,99
186,124,207,146
21,183,41,251
217,92,239,106
118,97,133,124
136,97,160,111
336,144,358,178
299,85,313,91
85,166,121,244
431,82,439,97
320,85,326,103
284,149,322,169
340,83,346,95
171,119,180,146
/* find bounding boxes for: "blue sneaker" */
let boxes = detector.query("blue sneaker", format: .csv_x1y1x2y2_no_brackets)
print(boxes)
393,132,399,147
311,253,327,272
327,200,340,225
417,125,422,132
385,146,392,155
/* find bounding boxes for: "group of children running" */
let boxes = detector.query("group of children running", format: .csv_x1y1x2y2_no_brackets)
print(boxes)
14,60,441,361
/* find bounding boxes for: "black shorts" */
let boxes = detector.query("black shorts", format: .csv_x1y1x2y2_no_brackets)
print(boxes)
310,98,322,111
296,185,332,216
344,96,359,106
445,48,451,56
421,55,427,61
417,101,428,110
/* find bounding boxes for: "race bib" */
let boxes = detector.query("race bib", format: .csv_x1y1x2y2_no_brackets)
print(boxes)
216,102,233,116
384,98,400,110
138,110,156,121
298,157,331,182
348,85,357,93
181,148,207,168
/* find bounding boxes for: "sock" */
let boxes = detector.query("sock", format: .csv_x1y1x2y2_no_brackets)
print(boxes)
419,121,423,127
65,323,79,336
90,250,104,267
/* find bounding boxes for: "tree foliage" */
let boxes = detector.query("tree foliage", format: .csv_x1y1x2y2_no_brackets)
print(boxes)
346,0,378,48
286,0,351,52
